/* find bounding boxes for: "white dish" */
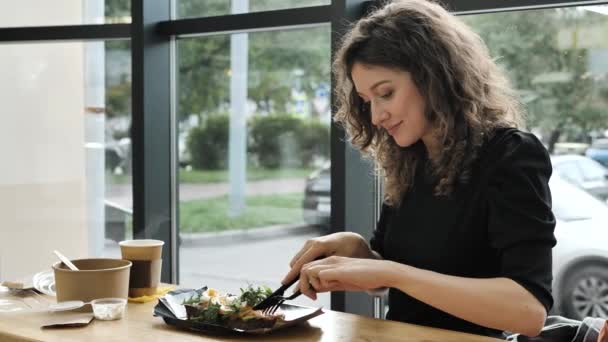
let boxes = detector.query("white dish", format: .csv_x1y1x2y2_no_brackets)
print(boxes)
33,270,56,297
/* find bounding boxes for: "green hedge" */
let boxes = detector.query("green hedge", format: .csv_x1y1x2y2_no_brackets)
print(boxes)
296,120,330,168
187,114,229,170
187,114,330,170
249,115,301,169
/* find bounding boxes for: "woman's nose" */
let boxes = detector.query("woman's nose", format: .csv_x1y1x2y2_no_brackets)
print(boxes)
371,103,388,127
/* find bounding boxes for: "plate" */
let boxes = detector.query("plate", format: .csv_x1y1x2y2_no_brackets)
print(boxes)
0,289,51,313
0,298,31,313
33,270,56,296
154,288,324,335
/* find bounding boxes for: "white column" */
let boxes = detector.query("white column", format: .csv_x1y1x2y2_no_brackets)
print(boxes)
228,0,249,217
83,0,106,256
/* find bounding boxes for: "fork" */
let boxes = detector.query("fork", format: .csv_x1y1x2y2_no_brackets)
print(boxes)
260,290,302,315
253,276,298,312
253,256,324,313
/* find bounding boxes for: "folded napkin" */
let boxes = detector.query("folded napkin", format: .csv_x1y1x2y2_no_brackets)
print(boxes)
1,278,33,290
41,313,94,329
128,286,175,303
507,316,608,342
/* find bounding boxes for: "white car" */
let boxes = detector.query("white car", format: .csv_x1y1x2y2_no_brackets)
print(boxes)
552,154,608,201
551,174,608,319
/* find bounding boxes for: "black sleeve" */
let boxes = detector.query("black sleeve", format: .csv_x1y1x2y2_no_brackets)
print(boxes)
485,131,557,313
370,203,392,258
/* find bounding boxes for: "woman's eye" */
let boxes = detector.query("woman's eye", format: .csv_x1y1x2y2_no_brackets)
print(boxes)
380,91,393,99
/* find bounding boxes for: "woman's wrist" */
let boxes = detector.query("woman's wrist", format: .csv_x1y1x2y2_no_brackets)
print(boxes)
354,235,376,259
382,260,411,289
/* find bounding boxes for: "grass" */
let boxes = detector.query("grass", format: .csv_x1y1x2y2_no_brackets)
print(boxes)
109,167,313,185
179,192,304,233
179,167,313,183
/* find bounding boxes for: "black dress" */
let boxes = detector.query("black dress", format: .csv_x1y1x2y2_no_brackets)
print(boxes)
370,128,557,338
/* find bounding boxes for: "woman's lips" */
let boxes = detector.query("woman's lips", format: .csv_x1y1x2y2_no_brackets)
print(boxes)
387,121,402,135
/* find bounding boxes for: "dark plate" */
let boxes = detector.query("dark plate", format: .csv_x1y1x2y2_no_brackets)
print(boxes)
154,287,324,335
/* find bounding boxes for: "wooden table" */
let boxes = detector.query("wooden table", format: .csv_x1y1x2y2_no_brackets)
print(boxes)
0,298,503,342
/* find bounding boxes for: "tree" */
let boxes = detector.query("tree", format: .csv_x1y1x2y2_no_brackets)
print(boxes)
177,0,331,121
462,8,608,152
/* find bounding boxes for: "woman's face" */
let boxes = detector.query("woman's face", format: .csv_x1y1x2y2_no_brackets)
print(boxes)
351,63,433,149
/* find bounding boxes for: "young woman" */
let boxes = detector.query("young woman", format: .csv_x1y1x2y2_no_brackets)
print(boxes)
281,0,556,338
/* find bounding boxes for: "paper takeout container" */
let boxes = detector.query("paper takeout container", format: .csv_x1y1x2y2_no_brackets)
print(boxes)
52,258,132,303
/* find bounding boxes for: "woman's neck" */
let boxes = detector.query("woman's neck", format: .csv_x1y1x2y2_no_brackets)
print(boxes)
421,132,440,162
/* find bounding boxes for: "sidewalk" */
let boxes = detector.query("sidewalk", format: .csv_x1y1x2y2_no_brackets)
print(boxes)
179,222,318,247
106,178,306,210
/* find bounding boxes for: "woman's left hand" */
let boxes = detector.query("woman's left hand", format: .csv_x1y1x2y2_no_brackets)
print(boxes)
297,256,396,299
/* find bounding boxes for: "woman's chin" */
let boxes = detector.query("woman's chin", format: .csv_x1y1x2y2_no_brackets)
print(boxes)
393,135,417,148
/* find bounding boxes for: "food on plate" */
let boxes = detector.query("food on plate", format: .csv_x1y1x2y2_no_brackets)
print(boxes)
182,285,285,330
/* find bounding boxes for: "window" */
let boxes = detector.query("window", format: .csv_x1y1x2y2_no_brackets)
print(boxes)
176,25,331,308
0,40,132,280
463,4,608,320
0,0,130,27
578,158,607,181
555,161,585,184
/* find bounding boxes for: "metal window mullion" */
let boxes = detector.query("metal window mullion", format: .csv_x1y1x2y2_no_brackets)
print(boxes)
0,24,130,42
330,0,373,316
441,0,608,13
448,0,608,14
131,0,175,283
156,5,332,37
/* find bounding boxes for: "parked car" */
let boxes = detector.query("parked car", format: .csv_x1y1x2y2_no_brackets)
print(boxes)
554,142,589,156
302,164,608,320
104,137,130,174
302,162,331,227
551,174,608,319
586,138,608,168
552,154,608,201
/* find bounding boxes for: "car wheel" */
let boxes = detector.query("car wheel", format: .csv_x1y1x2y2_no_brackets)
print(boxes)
560,264,608,319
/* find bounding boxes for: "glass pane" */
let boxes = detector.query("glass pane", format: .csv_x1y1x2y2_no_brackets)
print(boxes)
0,0,130,27
462,5,608,320
578,158,607,181
177,25,331,309
0,40,132,281
177,0,329,19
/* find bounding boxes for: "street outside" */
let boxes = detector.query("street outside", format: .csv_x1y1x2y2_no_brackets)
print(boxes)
104,177,330,309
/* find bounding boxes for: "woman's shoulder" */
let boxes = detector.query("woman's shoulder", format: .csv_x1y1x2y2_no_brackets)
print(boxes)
480,127,548,165
473,127,552,183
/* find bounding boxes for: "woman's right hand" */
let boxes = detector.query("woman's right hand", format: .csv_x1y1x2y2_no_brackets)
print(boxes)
280,232,374,285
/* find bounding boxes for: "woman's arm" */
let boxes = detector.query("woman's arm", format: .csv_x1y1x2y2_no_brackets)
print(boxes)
303,256,546,337
385,261,546,337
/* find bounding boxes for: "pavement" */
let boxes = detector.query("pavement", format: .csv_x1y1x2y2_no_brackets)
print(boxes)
106,179,306,209
179,222,318,246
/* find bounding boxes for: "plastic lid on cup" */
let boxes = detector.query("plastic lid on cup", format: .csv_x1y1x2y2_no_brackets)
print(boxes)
119,239,164,247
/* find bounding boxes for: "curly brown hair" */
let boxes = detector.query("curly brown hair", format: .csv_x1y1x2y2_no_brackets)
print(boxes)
333,0,524,206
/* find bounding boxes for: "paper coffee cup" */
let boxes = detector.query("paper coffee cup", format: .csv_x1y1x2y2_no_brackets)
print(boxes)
119,239,164,297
